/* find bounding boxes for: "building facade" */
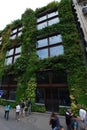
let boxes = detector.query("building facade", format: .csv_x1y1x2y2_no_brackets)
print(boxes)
72,0,87,64
0,0,87,112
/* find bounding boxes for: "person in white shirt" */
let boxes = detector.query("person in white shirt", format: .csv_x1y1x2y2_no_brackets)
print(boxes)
79,107,86,121
16,104,21,120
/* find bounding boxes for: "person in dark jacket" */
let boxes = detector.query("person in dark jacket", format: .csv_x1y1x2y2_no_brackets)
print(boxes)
65,108,73,130
49,112,60,130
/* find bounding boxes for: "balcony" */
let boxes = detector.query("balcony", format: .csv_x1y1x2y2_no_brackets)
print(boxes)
77,0,87,3
82,6,87,15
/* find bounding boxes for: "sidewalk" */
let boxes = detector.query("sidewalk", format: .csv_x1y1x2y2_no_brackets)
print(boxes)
0,105,67,130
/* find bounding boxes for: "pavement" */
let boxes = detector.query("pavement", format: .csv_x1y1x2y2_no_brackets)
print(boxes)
0,105,67,130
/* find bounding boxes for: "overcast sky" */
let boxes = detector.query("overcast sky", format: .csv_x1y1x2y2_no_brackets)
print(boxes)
0,0,61,30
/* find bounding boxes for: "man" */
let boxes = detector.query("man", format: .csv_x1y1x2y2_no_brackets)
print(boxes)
28,98,32,114
65,108,73,130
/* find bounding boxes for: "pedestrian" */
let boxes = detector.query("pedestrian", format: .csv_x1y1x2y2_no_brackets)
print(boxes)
49,112,60,130
20,100,25,117
27,98,32,115
65,108,73,130
79,106,86,121
71,116,78,130
4,102,11,120
16,103,21,120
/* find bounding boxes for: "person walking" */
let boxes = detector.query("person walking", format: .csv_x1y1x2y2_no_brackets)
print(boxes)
4,103,11,120
28,98,32,115
79,106,86,121
65,108,73,130
16,103,21,120
49,112,60,130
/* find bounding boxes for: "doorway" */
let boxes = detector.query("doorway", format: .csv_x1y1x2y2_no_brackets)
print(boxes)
45,88,59,112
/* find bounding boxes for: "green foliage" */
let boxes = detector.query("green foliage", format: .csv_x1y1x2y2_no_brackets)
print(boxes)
0,0,87,112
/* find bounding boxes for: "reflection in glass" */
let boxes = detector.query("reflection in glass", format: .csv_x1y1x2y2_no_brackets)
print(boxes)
49,35,62,45
36,88,45,104
14,55,20,62
37,49,48,59
6,49,14,56
37,22,47,30
37,15,47,22
36,38,48,48
5,57,12,65
50,45,64,56
15,46,21,54
48,17,60,26
10,34,16,40
18,31,22,37
48,11,58,18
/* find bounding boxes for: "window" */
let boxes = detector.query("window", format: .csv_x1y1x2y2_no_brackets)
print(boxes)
36,88,45,104
10,26,23,40
36,38,48,48
5,45,21,65
37,22,47,30
0,36,2,45
36,34,64,59
1,75,17,100
37,15,47,22
37,10,59,30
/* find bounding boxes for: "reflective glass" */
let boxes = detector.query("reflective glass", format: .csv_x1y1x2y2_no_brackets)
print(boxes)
48,17,60,26
36,38,48,48
37,15,46,22
48,11,58,18
10,34,16,40
18,31,22,37
5,57,12,65
37,49,48,59
50,45,64,56
15,46,21,54
37,22,47,30
14,55,20,62
6,49,14,56
49,35,62,45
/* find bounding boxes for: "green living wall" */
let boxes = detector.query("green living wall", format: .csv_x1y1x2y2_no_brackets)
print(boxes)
0,0,87,113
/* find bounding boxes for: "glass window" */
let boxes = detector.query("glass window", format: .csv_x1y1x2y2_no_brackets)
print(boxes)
6,49,14,56
49,35,62,45
11,29,17,34
10,34,16,40
18,31,22,37
48,11,58,18
36,88,45,104
37,15,47,22
15,46,21,54
0,36,2,40
5,57,13,65
14,55,20,62
18,26,23,31
37,22,47,30
36,71,49,84
9,91,16,100
50,45,64,56
37,49,48,59
48,17,60,26
0,41,2,45
36,38,48,48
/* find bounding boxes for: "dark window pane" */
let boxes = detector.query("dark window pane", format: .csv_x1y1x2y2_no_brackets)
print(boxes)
52,70,67,84
59,88,71,106
36,88,45,104
36,71,49,84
